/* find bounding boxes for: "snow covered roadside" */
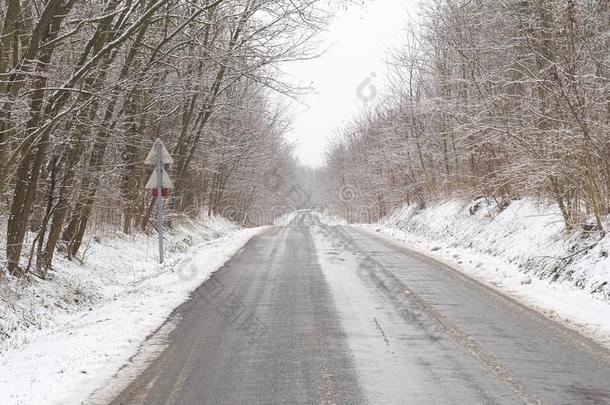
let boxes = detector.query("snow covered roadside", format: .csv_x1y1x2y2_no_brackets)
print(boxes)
357,198,610,348
0,217,265,405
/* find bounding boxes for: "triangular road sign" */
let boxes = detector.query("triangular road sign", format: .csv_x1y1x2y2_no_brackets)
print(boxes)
145,138,174,165
145,168,175,189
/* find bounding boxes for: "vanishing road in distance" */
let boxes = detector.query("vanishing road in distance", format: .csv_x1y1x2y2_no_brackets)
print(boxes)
108,212,610,405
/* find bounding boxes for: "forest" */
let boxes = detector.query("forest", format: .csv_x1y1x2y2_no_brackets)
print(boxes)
4,0,610,279
0,0,335,277
324,0,610,230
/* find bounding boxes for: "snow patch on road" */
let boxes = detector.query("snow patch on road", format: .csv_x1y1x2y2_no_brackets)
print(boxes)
359,198,610,347
274,210,346,227
311,229,432,404
0,216,265,405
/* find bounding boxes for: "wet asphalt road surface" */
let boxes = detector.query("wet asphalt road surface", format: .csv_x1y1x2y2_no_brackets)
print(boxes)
109,214,610,405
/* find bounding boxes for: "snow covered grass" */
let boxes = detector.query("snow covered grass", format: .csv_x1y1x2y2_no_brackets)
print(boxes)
0,215,265,404
359,198,610,347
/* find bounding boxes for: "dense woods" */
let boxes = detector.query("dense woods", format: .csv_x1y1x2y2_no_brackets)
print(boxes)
0,0,332,276
325,0,610,229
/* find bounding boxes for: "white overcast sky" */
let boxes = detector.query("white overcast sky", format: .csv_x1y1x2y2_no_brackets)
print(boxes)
279,0,420,167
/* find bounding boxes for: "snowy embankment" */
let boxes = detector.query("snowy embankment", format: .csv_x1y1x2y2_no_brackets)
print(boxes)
359,198,610,346
0,216,265,405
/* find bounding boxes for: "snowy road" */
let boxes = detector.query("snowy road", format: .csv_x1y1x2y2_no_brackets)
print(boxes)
108,214,610,405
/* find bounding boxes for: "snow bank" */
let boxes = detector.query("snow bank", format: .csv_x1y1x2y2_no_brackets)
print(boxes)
360,198,610,346
0,216,265,404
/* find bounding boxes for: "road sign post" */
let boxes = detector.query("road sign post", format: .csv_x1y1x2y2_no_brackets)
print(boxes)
156,141,164,264
145,138,174,264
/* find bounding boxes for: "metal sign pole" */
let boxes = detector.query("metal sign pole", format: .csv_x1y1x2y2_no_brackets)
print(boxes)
145,138,173,264
156,142,164,264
